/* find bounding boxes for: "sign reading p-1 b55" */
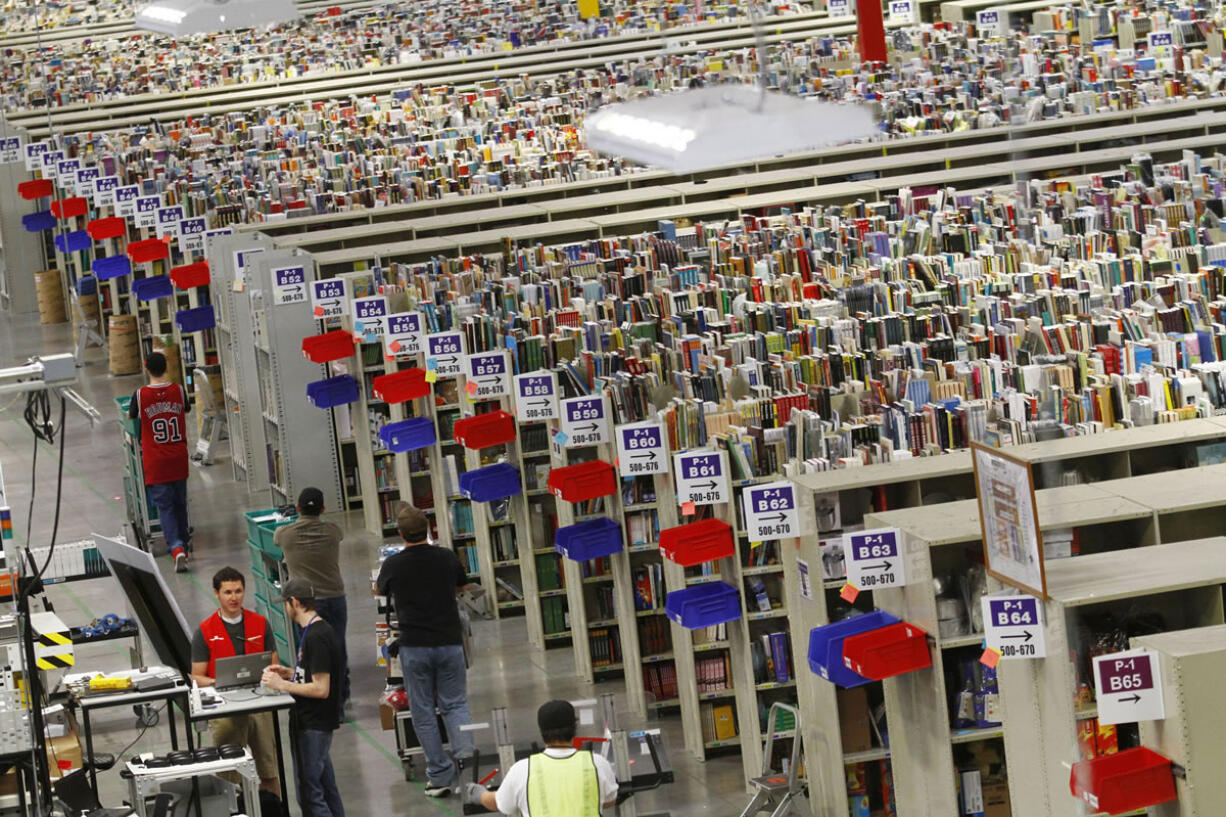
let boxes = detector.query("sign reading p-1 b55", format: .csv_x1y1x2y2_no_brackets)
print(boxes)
982,595,1047,659
844,528,907,589
616,423,668,476
742,481,800,542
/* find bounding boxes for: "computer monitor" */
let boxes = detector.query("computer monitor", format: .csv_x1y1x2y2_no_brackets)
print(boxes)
92,533,193,676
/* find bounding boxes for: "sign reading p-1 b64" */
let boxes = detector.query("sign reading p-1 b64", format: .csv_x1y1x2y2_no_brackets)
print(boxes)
616,423,668,476
982,595,1047,659
742,481,800,542
1093,649,1165,726
844,528,907,589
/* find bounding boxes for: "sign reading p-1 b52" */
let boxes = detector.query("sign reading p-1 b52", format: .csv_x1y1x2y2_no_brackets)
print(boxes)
982,595,1047,659
844,528,907,589
616,423,668,476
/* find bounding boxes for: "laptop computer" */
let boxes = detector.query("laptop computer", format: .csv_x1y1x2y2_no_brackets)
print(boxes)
214,651,273,691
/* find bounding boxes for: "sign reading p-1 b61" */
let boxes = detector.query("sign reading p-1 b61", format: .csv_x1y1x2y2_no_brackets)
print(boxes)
742,481,800,542
982,595,1047,659
1093,649,1165,726
674,451,729,506
616,423,668,476
845,528,907,589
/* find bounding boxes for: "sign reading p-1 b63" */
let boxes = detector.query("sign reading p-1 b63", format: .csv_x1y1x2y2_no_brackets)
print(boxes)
674,451,729,506
844,528,907,589
616,423,668,476
1093,649,1165,726
982,595,1047,659
742,481,800,542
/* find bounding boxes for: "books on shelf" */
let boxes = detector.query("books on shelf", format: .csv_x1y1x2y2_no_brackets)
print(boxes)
589,628,620,667
643,663,679,703
633,563,665,612
751,632,793,685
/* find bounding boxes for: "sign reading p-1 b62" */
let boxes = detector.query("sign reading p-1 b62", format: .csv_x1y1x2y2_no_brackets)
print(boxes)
742,481,800,542
674,451,729,506
616,423,668,476
844,528,907,589
982,595,1047,659
1093,649,1165,726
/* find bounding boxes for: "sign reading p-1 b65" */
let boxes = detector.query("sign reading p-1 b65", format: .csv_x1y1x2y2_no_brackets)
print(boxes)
616,423,668,476
845,528,907,589
742,481,799,542
674,451,729,506
982,595,1047,659
1093,649,1165,726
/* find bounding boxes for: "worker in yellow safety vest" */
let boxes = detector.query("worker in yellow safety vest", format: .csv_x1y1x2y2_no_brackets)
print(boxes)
462,699,620,816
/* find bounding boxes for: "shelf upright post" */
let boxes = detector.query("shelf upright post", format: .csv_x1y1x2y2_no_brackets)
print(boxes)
0,123,42,315
335,270,384,538
722,482,766,787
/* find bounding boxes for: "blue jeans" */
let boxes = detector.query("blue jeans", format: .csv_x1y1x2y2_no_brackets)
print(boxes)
399,645,473,786
146,479,188,555
295,729,344,817
295,597,350,708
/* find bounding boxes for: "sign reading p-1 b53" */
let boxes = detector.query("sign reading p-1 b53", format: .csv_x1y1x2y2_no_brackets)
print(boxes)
616,423,668,476
844,528,907,589
982,595,1047,659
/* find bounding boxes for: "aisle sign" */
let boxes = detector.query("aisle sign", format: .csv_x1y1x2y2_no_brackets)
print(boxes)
466,351,510,398
827,0,854,15
178,217,207,254
559,395,610,446
157,206,184,239
24,141,48,172
311,279,348,319
971,442,1046,598
40,151,64,181
1148,30,1174,49
0,137,20,164
114,185,140,218
513,372,559,422
135,196,161,229
674,451,730,506
742,481,800,542
57,159,81,191
426,332,466,376
352,295,388,337
888,0,917,22
1093,649,1165,726
75,167,100,198
93,176,119,208
384,311,424,355
272,265,308,306
982,594,1047,660
976,8,1006,37
845,528,908,590
616,422,668,476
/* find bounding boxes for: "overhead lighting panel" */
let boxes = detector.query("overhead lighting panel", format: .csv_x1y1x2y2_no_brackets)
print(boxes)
585,85,879,175
135,0,300,37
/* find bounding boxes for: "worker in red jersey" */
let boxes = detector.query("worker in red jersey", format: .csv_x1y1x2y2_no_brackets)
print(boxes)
127,351,192,572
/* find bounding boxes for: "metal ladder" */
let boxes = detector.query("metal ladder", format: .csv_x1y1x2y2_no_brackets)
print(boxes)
70,292,107,366
737,702,804,817
190,367,226,466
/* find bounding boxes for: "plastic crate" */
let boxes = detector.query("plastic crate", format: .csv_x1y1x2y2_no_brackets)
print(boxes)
306,375,359,409
665,582,742,630
115,396,138,437
175,305,216,334
126,237,169,264
22,211,55,232
659,518,734,566
371,368,429,404
243,509,297,552
51,197,88,219
131,275,173,302
170,261,210,290
17,179,52,200
841,621,931,681
1069,747,1176,814
453,410,516,450
302,330,356,364
547,460,617,503
459,463,522,503
77,277,97,297
379,417,436,453
54,229,91,253
87,217,126,241
93,255,131,280
807,611,899,688
555,517,623,561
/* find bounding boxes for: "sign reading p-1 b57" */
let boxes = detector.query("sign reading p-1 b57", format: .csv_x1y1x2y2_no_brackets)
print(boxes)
845,528,907,589
616,423,668,476
982,595,1047,659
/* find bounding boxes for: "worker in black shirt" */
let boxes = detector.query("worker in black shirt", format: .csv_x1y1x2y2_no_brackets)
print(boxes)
375,504,475,797
262,579,345,817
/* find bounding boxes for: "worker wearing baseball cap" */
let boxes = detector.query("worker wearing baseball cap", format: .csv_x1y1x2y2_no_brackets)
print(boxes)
462,699,618,816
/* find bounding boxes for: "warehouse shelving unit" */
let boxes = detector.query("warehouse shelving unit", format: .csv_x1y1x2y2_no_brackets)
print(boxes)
0,123,42,315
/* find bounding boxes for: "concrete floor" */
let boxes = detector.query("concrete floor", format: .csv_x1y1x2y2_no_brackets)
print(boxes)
0,308,766,816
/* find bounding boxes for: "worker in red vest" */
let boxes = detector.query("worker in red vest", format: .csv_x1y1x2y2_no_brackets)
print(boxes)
190,567,281,796
126,351,192,572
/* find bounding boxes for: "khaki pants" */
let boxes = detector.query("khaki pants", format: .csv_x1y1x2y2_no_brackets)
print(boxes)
208,712,279,783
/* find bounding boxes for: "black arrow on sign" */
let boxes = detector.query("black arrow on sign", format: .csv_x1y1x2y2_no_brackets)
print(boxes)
763,512,788,522
530,399,551,407
480,377,501,385
1000,632,1034,642
576,423,599,432
436,355,458,364
1118,694,1142,704
694,480,719,490
631,451,657,461
285,285,303,294
861,560,893,572
320,299,340,307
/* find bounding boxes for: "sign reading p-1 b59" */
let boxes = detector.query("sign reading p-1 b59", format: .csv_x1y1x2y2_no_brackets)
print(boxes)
616,423,668,476
742,481,799,542
845,528,907,589
559,396,610,447
674,451,729,506
982,595,1047,659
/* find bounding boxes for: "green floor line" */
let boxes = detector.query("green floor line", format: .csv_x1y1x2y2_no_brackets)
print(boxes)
344,718,459,817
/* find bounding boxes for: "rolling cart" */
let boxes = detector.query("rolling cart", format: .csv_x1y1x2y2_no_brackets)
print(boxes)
116,396,161,552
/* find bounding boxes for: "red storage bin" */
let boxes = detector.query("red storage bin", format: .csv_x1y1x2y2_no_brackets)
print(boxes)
302,330,356,364
372,368,429,404
127,237,169,263
841,621,932,680
170,261,210,289
659,518,734,566
51,197,88,219
548,460,617,503
18,179,53,200
1070,747,1176,815
453,411,516,449
87,217,126,241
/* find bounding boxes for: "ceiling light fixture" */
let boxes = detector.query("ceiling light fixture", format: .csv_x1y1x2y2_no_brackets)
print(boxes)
135,0,299,37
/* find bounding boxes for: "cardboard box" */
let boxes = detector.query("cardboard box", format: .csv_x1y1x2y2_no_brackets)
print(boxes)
379,702,396,731
983,780,1011,817
837,687,872,754
0,714,83,795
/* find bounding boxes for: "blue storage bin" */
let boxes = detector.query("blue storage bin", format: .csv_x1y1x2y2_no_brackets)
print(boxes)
666,582,742,630
77,276,97,296
54,229,91,253
306,375,359,409
458,463,522,503
22,211,55,232
175,305,216,333
555,517,623,561
93,255,131,280
379,417,436,453
807,610,899,688
131,275,173,301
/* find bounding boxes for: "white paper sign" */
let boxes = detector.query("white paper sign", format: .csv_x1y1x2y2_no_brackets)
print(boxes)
311,279,348,319
616,422,668,477
426,332,465,376
559,395,610,447
466,351,511,399
40,151,64,181
352,295,388,336
513,372,559,422
156,206,184,239
24,141,49,172
844,527,908,590
1093,649,1165,726
75,167,100,198
93,176,119,208
135,196,161,229
888,0,917,21
741,480,800,542
57,159,81,191
114,185,140,218
827,0,854,15
0,136,23,164
177,217,207,255
385,311,424,355
982,594,1047,659
673,450,730,506
272,264,308,306
976,8,1006,37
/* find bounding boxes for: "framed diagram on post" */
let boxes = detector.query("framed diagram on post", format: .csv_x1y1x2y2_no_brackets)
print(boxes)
970,442,1047,599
